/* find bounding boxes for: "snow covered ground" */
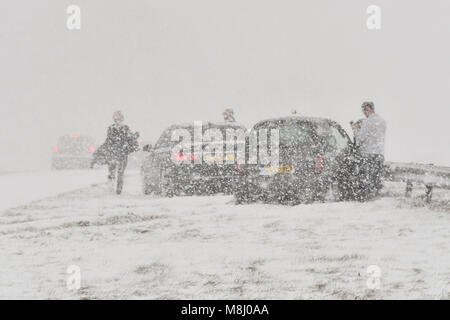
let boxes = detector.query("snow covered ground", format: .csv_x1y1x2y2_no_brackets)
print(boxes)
0,169,107,212
0,170,449,299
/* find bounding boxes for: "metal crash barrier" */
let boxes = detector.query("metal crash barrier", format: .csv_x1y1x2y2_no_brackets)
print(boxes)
384,162,450,202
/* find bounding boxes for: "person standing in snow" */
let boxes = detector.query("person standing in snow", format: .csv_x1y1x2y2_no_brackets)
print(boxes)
351,101,386,201
104,111,139,194
222,108,236,122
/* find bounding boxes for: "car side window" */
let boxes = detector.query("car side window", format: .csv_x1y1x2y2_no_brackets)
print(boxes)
329,126,349,151
155,129,173,149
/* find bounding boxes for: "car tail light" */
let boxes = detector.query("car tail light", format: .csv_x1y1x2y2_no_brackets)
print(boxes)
236,163,246,175
53,146,58,153
173,151,198,162
314,155,324,173
70,135,80,139
89,147,95,153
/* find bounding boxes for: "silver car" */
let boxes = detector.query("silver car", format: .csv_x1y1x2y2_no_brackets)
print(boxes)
52,135,96,169
141,122,246,196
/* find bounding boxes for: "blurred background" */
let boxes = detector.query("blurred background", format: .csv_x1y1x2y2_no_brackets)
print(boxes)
1,0,449,171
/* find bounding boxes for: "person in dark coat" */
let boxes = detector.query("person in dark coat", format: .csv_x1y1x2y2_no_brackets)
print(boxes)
103,111,139,194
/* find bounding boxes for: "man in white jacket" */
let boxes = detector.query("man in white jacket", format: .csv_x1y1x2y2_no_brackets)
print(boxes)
351,101,386,200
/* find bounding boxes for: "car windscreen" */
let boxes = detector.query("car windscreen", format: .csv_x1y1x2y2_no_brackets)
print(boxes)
57,136,94,154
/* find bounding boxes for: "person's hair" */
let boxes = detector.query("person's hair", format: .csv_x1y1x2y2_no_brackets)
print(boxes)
361,101,375,111
113,110,124,123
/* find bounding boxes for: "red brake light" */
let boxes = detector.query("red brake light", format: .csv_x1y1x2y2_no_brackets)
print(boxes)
236,163,246,175
53,146,58,153
89,147,95,153
70,135,80,139
173,151,197,162
314,155,324,173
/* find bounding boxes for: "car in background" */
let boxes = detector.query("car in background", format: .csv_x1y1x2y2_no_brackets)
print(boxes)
141,122,247,196
52,135,96,169
233,116,360,204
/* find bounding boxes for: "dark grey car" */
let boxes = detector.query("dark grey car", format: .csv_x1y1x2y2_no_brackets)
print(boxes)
233,117,361,204
52,135,96,170
141,122,247,196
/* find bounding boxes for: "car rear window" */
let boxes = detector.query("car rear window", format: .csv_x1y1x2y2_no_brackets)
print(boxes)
57,136,94,154
254,120,317,147
253,120,349,153
156,124,246,148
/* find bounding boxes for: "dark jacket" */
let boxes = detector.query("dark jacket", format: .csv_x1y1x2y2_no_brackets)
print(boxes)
93,124,139,164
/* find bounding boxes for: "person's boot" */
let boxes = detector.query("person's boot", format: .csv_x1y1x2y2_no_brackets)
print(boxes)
116,179,123,195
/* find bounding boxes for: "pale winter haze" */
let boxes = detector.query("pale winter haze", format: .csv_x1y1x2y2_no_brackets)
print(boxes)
0,1,449,301
0,0,449,170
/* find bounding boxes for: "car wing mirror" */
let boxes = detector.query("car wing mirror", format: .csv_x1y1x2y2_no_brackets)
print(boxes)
143,144,152,152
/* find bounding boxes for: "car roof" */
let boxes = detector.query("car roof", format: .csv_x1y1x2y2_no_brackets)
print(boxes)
58,134,94,140
253,116,334,128
166,121,247,130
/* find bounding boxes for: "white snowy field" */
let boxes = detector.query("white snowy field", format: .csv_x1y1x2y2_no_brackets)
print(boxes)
0,171,449,299
0,169,107,212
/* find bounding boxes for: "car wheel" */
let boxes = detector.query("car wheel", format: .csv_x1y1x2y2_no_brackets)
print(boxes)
234,181,258,204
313,182,330,202
143,181,154,195
334,176,359,201
158,170,175,197
234,191,252,204
52,161,63,170
183,185,195,196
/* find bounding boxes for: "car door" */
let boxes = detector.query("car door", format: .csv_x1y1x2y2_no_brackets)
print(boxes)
326,122,359,183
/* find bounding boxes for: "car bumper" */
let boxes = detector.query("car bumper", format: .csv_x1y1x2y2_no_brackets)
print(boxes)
238,171,331,195
52,156,92,169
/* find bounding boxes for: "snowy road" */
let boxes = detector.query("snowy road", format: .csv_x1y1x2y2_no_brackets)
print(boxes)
0,171,449,299
0,169,107,212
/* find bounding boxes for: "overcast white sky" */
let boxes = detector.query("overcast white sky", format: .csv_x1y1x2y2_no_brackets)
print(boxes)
0,0,449,170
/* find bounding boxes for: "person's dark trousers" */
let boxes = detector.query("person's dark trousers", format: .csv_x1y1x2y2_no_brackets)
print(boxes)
108,162,116,180
107,158,128,194
358,154,385,201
